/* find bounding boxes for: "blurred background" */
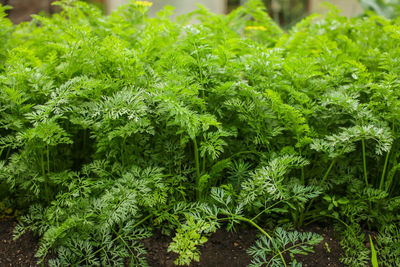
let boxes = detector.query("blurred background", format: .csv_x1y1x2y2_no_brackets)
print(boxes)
0,0,398,26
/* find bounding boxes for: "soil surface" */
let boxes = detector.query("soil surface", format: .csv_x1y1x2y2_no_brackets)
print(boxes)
295,225,345,267
0,219,39,267
0,218,345,267
143,226,344,267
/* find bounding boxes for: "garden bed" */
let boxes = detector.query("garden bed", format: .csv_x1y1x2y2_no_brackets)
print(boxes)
0,219,39,267
0,0,399,266
1,218,345,267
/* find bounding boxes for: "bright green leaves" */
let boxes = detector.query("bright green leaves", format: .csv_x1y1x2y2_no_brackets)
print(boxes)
264,89,310,142
322,195,349,218
20,120,72,146
157,98,202,140
168,216,213,265
248,228,323,267
200,130,232,160
14,165,160,266
241,155,309,203
312,125,393,159
94,88,150,129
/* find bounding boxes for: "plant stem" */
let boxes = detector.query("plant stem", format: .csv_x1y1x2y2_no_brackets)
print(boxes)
298,159,336,226
41,151,46,178
5,147,10,159
387,167,398,195
193,137,200,199
83,128,87,149
300,149,305,184
379,150,390,190
251,199,286,221
319,159,336,187
238,216,287,267
305,213,351,230
237,215,273,240
46,145,50,174
361,138,373,211
202,154,206,174
220,211,287,267
122,137,126,166
194,41,205,100
41,150,49,203
362,138,368,187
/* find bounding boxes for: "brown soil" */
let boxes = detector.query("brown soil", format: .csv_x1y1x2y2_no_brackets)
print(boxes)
143,226,344,267
143,228,258,267
0,219,39,267
0,219,344,267
295,225,345,267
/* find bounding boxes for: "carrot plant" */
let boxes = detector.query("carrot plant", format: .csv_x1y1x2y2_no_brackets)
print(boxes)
0,0,400,266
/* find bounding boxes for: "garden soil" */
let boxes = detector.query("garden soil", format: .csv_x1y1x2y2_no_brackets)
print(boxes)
0,218,344,267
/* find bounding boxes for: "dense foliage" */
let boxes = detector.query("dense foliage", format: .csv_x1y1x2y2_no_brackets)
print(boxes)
0,0,399,266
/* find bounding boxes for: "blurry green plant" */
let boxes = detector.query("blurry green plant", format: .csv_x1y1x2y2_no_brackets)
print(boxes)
359,0,400,18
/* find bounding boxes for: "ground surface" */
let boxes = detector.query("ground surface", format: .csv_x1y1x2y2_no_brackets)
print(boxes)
0,219,39,267
0,218,344,267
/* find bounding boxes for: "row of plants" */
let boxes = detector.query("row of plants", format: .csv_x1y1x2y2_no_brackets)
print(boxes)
0,0,399,266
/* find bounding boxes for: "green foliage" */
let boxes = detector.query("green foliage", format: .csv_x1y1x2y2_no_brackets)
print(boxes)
247,227,323,267
376,225,400,266
0,0,399,265
358,0,400,18
168,215,216,265
369,235,379,267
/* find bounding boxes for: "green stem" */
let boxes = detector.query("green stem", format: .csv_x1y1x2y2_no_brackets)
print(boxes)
5,147,10,160
41,151,46,178
298,159,336,226
194,41,205,100
237,216,287,267
305,213,351,231
319,159,336,187
379,150,390,190
220,211,287,267
362,142,372,208
193,137,200,199
202,155,206,174
46,145,50,174
83,129,87,149
251,199,286,221
122,137,127,166
387,167,397,194
362,139,368,187
41,150,49,203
